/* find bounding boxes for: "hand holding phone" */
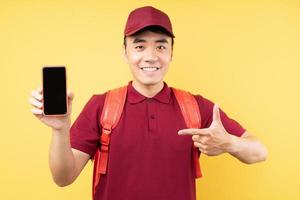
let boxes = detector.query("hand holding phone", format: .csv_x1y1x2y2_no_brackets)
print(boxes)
29,66,74,131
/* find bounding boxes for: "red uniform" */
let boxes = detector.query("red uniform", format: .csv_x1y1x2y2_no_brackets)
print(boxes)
70,81,245,200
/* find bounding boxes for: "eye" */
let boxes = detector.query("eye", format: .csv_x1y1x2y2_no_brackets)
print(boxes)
135,46,144,50
157,45,166,50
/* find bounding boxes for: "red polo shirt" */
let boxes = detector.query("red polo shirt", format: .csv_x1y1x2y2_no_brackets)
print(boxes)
70,81,245,200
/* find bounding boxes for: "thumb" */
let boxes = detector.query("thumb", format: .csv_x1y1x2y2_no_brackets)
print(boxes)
66,90,74,115
67,90,74,102
213,104,221,123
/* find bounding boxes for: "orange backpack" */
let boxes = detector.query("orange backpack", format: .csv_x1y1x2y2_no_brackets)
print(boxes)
92,86,202,199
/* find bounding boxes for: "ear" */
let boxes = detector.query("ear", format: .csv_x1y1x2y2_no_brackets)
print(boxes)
122,45,129,64
169,37,173,61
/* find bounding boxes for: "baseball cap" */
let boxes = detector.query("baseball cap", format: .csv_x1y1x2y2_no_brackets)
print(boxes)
124,6,175,38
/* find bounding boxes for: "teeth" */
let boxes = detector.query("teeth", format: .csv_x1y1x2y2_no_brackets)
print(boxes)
140,67,159,72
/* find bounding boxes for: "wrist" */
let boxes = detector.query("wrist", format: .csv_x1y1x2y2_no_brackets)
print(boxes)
52,123,70,136
224,134,239,154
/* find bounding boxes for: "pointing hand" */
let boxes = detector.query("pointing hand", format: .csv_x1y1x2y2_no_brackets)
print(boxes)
178,104,231,156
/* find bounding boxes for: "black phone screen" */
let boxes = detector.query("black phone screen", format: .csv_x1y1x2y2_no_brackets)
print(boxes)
43,66,67,115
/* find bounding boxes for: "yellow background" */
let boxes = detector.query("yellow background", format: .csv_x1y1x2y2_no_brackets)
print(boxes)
1,0,299,199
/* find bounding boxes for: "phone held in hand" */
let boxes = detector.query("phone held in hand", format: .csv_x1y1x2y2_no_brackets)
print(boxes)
42,66,68,116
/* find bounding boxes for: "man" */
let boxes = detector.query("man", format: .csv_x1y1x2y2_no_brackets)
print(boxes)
29,6,267,200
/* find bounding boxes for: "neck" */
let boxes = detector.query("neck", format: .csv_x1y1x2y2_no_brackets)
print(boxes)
132,81,164,98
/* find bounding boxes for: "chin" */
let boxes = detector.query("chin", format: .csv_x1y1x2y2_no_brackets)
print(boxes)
136,79,162,87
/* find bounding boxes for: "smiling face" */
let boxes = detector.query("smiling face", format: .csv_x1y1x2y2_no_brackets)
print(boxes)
123,30,173,94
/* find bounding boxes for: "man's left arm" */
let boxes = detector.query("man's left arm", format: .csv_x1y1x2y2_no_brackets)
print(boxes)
225,131,268,164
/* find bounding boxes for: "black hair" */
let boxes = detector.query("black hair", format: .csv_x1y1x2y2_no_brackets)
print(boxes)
123,25,174,48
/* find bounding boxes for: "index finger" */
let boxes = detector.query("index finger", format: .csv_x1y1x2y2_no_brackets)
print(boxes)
178,128,210,136
37,86,42,94
31,89,43,101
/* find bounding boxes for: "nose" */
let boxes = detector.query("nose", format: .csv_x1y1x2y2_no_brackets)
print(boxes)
144,47,158,63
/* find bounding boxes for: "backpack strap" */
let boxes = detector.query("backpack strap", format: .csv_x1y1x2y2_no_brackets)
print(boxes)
92,86,127,198
92,85,202,198
172,88,203,178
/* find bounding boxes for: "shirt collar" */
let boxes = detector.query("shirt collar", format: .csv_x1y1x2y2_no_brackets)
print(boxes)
127,81,171,104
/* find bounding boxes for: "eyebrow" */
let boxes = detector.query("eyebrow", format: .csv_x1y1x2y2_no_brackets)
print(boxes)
132,38,169,44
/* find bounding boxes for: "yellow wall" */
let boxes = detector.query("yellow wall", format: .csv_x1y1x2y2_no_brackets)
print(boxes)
1,0,299,199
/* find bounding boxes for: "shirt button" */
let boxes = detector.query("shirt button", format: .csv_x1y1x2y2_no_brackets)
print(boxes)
148,98,153,103
150,114,155,119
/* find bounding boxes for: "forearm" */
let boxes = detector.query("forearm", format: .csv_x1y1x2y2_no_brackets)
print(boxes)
225,134,268,164
49,126,77,187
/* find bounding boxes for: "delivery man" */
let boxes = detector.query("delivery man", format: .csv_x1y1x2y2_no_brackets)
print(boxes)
29,6,267,200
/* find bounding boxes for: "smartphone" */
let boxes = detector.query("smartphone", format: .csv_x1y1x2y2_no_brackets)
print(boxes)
42,66,67,115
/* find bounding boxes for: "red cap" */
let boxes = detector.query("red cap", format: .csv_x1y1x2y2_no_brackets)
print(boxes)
124,6,175,38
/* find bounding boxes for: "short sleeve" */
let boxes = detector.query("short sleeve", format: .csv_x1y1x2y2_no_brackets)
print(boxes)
195,95,246,137
70,93,106,158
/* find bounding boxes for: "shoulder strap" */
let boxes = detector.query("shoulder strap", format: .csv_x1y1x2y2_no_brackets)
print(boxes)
172,88,203,178
93,86,202,198
92,86,127,198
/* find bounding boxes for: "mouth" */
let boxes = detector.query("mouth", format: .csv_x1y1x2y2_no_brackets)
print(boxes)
139,66,160,72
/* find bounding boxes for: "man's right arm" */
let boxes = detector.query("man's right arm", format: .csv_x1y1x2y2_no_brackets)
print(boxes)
29,87,90,187
49,127,90,187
